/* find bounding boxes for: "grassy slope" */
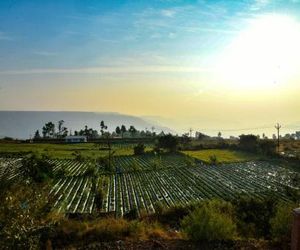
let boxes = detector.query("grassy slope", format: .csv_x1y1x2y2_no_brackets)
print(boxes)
182,149,260,163
0,142,150,159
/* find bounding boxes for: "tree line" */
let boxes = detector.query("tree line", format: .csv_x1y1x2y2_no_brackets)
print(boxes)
34,120,158,139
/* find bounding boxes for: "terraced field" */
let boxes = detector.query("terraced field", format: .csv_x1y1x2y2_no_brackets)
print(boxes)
1,155,299,217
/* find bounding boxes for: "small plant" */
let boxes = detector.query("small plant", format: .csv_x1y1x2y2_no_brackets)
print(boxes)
185,156,196,167
133,143,146,155
97,156,115,173
94,188,105,211
84,163,97,177
72,150,85,162
151,156,162,170
209,154,218,165
54,167,68,178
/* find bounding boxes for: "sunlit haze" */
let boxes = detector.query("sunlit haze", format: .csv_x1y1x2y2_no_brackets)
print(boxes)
1,0,300,136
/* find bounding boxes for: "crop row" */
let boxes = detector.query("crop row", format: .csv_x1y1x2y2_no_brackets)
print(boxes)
50,160,298,216
0,158,22,180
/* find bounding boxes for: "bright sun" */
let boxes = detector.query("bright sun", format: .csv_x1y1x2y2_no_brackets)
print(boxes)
218,14,300,90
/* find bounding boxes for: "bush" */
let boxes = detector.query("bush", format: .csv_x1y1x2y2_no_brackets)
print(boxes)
181,200,237,241
185,156,196,167
233,196,277,238
124,208,139,220
259,140,276,156
270,202,296,243
238,134,259,153
94,188,105,211
133,143,145,155
96,156,114,173
209,155,218,165
84,163,97,177
0,183,53,249
158,204,189,228
157,134,179,152
21,153,54,183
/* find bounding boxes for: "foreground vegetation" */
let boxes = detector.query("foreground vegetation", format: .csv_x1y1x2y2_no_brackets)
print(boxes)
0,134,299,249
0,179,297,249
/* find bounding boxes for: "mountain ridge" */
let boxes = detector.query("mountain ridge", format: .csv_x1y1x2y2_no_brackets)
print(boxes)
0,111,174,139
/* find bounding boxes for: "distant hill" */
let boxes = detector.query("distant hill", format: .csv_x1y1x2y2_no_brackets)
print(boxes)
0,111,174,139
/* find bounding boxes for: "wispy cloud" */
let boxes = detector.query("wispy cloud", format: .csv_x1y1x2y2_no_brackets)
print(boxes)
250,0,271,11
33,51,57,56
161,9,177,17
0,66,213,75
0,31,13,41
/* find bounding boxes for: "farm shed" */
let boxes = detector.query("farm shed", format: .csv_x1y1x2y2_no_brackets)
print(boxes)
65,136,87,143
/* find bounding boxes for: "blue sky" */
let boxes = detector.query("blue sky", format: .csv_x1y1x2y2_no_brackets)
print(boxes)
1,0,299,71
1,0,300,135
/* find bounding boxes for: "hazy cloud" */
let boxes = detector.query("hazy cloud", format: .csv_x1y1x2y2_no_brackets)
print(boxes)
0,66,213,75
0,31,13,41
33,51,58,56
161,9,177,17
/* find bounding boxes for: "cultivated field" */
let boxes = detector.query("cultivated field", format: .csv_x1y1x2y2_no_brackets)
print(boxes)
0,142,153,159
1,153,299,217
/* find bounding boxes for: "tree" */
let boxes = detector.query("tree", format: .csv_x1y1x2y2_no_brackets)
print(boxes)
115,126,121,136
133,143,145,155
259,139,276,156
238,134,259,153
121,125,127,138
129,125,137,137
57,120,68,138
157,134,179,152
100,121,108,136
196,131,209,140
58,120,64,135
76,126,98,139
218,131,222,138
34,130,41,139
42,122,55,138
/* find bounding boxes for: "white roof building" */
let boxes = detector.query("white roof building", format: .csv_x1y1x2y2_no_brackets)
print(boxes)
65,136,87,143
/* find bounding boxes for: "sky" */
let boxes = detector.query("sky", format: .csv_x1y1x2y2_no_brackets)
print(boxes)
0,0,300,136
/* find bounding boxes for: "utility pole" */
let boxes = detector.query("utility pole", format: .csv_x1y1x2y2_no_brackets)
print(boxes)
275,123,281,153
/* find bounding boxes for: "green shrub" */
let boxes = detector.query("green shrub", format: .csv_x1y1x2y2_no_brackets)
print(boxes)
270,202,296,243
84,163,97,177
133,143,145,155
21,153,54,183
233,196,277,238
54,168,68,178
185,156,196,167
209,155,218,165
94,188,105,211
181,200,237,241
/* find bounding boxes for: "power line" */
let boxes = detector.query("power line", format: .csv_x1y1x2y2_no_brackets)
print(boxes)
197,125,275,132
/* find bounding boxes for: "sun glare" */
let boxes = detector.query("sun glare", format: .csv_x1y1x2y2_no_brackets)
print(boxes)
218,14,300,91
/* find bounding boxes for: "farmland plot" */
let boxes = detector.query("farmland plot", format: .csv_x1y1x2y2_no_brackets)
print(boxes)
50,160,299,216
1,155,299,216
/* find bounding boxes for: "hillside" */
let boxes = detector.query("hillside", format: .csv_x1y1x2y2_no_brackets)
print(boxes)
0,111,174,139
